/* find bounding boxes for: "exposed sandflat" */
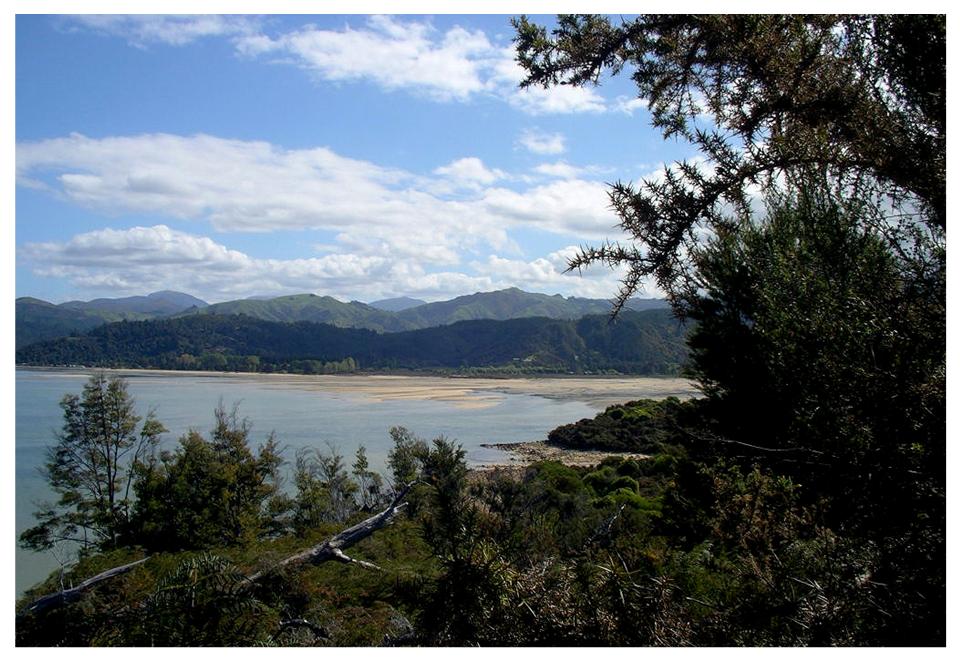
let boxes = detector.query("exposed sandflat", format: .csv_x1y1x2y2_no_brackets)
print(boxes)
46,368,699,411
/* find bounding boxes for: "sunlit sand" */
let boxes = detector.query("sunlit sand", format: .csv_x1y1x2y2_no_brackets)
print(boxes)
56,368,700,411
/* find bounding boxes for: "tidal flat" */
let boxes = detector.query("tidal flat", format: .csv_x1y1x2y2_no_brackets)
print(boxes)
103,368,699,410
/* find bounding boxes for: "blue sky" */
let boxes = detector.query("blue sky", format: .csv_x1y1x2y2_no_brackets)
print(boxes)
15,13,700,304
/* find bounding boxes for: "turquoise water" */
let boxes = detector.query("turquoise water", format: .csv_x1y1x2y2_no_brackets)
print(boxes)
16,368,603,596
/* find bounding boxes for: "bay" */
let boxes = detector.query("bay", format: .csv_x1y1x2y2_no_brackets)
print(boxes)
15,367,696,597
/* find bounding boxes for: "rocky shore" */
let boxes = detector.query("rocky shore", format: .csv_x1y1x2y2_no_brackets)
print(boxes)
475,440,649,470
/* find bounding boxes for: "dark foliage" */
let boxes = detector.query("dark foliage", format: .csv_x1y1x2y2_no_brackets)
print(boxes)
548,396,700,452
514,14,945,309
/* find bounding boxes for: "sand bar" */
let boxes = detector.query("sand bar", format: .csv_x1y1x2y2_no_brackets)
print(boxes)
21,367,699,411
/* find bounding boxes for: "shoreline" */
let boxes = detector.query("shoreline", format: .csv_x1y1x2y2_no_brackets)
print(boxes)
474,440,650,470
17,366,700,410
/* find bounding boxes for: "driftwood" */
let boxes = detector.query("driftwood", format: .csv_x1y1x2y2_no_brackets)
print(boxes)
19,556,151,618
244,482,415,583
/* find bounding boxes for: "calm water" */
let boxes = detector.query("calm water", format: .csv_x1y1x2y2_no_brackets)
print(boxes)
16,368,607,596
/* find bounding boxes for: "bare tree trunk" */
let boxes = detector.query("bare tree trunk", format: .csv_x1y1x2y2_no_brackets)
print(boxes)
244,482,414,583
19,557,151,618
19,482,417,619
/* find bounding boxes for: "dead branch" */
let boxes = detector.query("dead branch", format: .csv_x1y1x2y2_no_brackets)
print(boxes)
273,617,330,643
19,556,151,618
18,482,418,621
244,481,416,584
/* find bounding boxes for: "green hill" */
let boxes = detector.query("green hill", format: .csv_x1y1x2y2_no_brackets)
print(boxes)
368,296,426,312
16,288,670,349
16,309,688,375
180,293,414,332
61,290,208,316
397,287,667,327
16,292,209,349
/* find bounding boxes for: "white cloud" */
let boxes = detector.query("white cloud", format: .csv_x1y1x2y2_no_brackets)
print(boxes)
509,82,607,115
489,51,606,115
16,133,502,264
613,96,650,115
517,129,566,155
237,16,607,114
533,161,583,179
65,15,612,115
472,249,639,300
65,15,258,47
239,16,494,102
17,132,627,254
479,179,619,240
21,226,656,304
434,157,504,189
16,132,648,302
20,225,496,303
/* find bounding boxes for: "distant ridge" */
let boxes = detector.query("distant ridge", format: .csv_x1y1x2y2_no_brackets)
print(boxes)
180,293,411,332
368,296,426,312
395,287,668,327
17,288,669,348
62,290,208,316
15,291,208,348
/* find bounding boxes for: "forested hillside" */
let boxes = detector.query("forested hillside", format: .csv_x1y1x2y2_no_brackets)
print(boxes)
16,291,209,348
18,288,670,348
16,309,688,375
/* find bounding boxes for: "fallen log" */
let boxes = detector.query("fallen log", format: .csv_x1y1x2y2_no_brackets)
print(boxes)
244,482,415,583
19,556,151,618
18,483,417,620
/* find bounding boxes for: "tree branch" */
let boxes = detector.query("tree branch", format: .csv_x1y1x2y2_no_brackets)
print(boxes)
18,556,151,618
243,481,416,584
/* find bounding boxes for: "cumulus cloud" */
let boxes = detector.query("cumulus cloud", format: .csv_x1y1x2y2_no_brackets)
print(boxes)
472,247,638,300
533,161,583,179
20,225,494,303
434,157,505,189
21,226,644,303
613,96,650,115
65,14,609,114
17,132,626,254
238,16,608,112
479,179,618,239
517,129,566,155
238,16,494,102
16,132,650,302
17,133,507,264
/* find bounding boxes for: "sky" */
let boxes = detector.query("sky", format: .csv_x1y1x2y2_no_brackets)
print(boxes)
14,12,704,304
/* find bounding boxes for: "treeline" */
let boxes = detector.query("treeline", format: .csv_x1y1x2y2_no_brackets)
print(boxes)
15,309,689,375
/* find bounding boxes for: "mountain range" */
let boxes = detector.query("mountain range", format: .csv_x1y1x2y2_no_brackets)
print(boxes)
15,288,670,349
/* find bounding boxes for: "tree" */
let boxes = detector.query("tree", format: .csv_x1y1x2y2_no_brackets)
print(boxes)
131,404,284,551
352,445,385,511
386,426,429,492
289,443,361,533
513,14,945,310
20,374,166,552
682,180,943,497
515,14,945,644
